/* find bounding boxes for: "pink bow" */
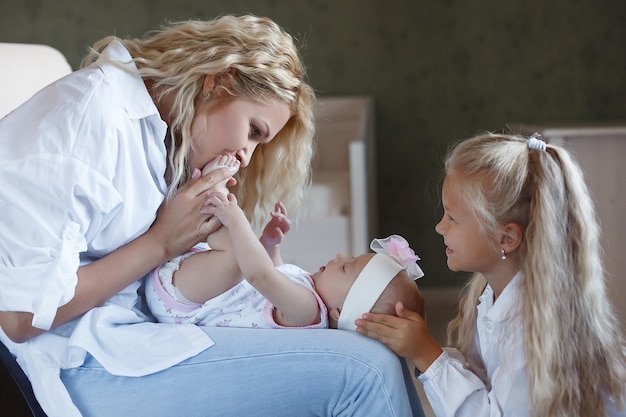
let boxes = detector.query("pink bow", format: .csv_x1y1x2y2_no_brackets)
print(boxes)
370,235,424,280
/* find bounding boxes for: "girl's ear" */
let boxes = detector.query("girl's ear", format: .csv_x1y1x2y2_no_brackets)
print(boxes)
202,74,216,96
500,222,524,253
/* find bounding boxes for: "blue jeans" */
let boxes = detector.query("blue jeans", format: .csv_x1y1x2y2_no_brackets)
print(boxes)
61,327,425,417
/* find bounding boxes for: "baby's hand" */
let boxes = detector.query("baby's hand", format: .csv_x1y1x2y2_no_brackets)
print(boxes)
203,191,246,228
261,202,291,249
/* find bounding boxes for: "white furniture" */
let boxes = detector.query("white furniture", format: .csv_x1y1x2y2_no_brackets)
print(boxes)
520,126,626,328
0,42,72,118
278,96,378,272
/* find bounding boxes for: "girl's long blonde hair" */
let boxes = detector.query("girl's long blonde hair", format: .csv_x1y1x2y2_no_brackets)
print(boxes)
82,15,315,224
446,132,626,417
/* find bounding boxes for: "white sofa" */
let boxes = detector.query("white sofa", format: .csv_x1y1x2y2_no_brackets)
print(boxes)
0,43,72,119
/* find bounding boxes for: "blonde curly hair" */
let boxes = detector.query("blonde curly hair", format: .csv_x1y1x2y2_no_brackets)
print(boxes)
82,15,315,225
445,132,626,417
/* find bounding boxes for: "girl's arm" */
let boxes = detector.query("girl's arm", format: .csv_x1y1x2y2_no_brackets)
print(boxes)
0,168,231,343
205,192,320,327
359,303,533,416
356,301,443,373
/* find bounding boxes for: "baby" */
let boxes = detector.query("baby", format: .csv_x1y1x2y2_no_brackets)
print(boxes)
146,156,424,330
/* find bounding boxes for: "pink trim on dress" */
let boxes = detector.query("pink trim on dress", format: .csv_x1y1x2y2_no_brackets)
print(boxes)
149,268,201,313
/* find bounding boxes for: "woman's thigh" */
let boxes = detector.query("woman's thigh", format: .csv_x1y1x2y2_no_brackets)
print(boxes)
61,327,425,417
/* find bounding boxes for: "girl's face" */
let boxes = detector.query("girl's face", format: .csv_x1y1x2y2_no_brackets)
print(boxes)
435,172,501,276
311,253,375,310
188,95,291,170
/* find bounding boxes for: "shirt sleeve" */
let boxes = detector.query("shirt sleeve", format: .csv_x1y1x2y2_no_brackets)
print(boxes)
0,153,121,330
419,345,530,417
419,348,495,417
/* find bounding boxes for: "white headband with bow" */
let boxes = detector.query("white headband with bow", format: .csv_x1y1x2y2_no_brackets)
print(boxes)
337,235,424,331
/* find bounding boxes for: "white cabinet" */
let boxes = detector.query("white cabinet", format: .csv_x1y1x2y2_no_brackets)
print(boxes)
277,96,377,272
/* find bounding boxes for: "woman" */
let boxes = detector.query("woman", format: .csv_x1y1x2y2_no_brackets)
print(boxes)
0,15,424,417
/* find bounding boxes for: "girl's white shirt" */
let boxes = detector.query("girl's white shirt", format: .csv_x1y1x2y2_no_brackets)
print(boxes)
0,41,213,417
419,272,624,417
418,272,529,416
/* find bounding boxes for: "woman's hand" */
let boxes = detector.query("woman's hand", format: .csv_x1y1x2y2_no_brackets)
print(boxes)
148,167,233,259
355,301,443,373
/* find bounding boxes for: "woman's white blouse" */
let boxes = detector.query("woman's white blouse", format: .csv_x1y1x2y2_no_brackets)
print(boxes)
0,41,213,417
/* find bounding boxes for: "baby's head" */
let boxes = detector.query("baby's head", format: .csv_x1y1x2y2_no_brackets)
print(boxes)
310,235,424,330
370,270,425,319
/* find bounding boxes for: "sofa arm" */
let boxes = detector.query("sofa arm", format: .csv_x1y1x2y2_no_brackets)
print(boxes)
0,43,72,118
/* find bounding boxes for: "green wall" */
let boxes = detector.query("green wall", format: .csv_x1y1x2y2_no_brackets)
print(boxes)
2,0,625,286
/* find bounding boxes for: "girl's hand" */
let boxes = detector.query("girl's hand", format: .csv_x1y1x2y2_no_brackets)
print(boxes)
260,202,291,249
148,167,232,258
355,301,443,373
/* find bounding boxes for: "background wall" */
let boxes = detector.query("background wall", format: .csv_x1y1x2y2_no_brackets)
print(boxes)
1,0,624,286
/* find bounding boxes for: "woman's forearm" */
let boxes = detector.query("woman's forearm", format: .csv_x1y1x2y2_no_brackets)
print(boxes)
66,231,170,315
1,169,230,343
0,311,40,343
1,230,171,343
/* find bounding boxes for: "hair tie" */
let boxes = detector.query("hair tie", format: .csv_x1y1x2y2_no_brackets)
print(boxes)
527,132,546,151
337,235,424,331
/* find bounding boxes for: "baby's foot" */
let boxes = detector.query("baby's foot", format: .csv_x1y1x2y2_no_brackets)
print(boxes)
204,155,239,173
203,155,240,192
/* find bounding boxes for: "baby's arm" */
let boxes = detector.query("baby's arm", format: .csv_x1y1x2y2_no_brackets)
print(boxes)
205,192,320,327
260,202,290,266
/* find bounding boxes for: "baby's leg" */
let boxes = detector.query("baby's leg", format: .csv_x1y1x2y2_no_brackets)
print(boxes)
173,247,243,304
203,155,239,194
168,156,242,304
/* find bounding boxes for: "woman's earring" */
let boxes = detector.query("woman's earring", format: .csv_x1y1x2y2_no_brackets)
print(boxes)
501,249,507,260
202,92,212,100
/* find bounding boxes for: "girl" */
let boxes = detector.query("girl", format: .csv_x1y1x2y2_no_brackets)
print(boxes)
356,132,626,416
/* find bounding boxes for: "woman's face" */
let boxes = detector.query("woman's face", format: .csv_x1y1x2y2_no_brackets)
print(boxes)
188,95,291,170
